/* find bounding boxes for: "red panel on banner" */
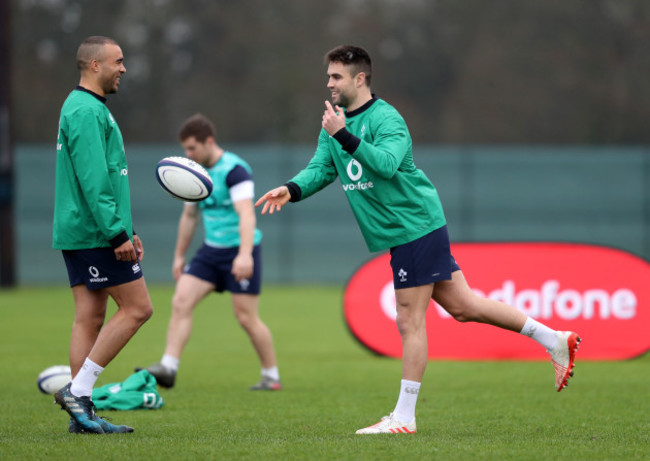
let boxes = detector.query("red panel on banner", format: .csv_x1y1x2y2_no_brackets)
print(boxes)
343,243,650,360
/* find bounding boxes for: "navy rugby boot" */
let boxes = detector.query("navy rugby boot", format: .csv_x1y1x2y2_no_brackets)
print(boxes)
54,383,104,434
69,416,134,434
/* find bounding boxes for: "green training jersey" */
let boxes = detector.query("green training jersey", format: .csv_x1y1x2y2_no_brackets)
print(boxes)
289,97,446,252
53,88,133,250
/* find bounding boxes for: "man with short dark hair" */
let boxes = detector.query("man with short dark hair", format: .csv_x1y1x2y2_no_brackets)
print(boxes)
137,113,281,391
256,45,580,434
53,36,154,434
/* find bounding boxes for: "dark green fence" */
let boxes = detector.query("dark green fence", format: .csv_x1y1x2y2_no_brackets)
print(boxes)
13,145,649,285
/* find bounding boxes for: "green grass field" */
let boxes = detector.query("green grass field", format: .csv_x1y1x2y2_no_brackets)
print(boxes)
0,285,648,460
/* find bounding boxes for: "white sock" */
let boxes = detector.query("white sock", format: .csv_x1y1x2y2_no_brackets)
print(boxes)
520,317,558,351
261,366,280,381
393,379,420,423
161,354,180,372
70,358,104,397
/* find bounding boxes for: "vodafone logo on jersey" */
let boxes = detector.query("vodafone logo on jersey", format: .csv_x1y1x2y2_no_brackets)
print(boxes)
342,159,374,192
343,243,650,360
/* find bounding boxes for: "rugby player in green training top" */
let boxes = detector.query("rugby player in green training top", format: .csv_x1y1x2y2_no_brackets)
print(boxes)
256,45,581,434
52,36,154,434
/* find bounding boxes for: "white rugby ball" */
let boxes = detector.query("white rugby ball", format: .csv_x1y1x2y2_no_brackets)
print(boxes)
37,365,71,394
155,156,213,202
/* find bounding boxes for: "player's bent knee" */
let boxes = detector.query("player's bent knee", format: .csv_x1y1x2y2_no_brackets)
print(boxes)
171,289,201,312
142,304,154,322
395,312,407,330
128,302,153,324
234,310,254,329
448,303,483,323
437,299,475,323
394,310,425,336
450,311,472,323
171,297,195,316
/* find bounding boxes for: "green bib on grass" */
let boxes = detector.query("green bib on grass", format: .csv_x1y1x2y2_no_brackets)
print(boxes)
92,369,164,410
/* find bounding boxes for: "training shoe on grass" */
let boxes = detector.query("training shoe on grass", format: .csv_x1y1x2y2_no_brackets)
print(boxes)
355,413,417,434
250,376,282,391
550,331,581,392
69,416,134,434
135,363,176,388
54,384,104,434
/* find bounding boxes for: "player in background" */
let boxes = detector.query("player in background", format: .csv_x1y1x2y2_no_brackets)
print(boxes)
137,114,281,391
53,36,154,434
255,45,581,434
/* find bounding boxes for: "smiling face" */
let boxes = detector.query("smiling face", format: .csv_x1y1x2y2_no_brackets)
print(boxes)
96,44,126,95
327,61,358,108
326,61,371,112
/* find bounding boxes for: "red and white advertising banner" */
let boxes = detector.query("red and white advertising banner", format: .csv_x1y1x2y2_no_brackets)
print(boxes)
343,243,650,360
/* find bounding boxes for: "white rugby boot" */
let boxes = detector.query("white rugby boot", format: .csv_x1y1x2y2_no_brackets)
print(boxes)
355,413,417,434
550,331,581,392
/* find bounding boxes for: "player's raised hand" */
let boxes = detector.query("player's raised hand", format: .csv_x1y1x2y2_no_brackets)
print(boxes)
322,100,346,135
255,186,291,215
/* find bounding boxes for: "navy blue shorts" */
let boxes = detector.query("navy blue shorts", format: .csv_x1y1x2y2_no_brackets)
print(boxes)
389,225,461,290
185,244,262,295
62,248,143,290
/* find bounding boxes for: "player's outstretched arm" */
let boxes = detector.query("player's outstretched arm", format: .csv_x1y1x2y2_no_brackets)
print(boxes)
255,186,291,215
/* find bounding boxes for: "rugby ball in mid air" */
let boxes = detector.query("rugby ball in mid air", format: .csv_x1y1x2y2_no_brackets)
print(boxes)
37,365,72,394
155,156,213,202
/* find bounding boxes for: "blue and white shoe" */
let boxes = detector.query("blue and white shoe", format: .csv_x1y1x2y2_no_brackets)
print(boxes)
69,416,134,434
54,384,104,434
